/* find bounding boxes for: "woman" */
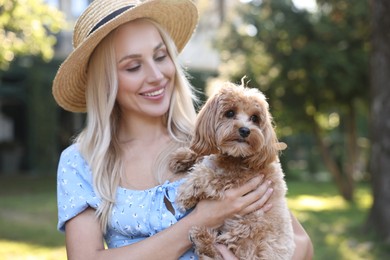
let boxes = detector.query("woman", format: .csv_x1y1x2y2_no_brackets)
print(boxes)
53,0,313,259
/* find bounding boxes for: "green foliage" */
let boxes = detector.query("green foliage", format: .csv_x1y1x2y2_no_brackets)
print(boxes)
216,0,370,134
0,0,67,69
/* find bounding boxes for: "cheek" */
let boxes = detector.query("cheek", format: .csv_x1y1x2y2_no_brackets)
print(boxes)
117,72,140,94
164,57,176,78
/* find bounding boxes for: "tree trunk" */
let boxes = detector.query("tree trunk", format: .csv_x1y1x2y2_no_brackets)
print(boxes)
345,104,356,194
366,0,390,242
312,117,354,201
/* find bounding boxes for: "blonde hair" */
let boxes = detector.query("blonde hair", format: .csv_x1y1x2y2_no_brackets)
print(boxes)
76,19,198,232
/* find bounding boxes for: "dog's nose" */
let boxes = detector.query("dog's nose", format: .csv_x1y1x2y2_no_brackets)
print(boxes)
239,127,250,138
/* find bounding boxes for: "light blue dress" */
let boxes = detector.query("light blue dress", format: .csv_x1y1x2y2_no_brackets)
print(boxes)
57,144,197,259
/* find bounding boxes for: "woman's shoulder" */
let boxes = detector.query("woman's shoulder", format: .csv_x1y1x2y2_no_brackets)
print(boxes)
57,143,92,179
59,143,88,164
60,143,81,157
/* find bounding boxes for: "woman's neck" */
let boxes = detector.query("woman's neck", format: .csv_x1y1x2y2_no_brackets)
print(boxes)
118,113,168,144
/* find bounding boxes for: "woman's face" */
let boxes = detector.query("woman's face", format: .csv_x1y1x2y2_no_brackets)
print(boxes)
114,20,176,118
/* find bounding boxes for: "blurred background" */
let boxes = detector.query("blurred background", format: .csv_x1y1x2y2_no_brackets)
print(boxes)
0,0,389,259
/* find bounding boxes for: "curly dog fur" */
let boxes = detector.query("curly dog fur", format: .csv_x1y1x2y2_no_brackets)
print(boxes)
170,82,295,260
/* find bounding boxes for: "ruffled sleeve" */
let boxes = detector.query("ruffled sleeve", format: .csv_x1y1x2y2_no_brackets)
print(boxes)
57,144,100,232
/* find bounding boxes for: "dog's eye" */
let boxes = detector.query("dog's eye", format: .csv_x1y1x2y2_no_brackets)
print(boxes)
250,115,260,123
225,110,235,118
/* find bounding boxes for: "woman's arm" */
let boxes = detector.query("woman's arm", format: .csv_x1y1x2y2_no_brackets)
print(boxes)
65,207,195,260
290,211,314,260
65,175,273,260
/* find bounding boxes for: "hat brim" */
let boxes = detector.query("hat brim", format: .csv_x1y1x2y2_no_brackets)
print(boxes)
52,0,198,112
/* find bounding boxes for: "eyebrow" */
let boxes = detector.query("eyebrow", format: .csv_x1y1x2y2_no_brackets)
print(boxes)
117,42,165,64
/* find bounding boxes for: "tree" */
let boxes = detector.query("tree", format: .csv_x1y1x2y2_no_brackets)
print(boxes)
0,0,66,174
215,0,370,201
0,0,66,69
366,0,390,242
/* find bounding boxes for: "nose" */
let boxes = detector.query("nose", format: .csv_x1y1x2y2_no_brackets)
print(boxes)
239,127,250,138
146,61,164,83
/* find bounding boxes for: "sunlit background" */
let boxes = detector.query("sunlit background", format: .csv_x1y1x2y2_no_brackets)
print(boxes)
0,0,389,259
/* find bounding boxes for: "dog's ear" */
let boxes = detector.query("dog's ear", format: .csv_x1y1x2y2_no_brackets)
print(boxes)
247,110,280,168
190,94,220,156
275,142,287,151
260,110,280,165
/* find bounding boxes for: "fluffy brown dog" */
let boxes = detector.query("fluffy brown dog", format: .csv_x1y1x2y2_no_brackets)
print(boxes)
170,82,295,260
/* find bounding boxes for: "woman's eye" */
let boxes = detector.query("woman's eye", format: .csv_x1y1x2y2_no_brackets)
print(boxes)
126,65,140,72
225,110,235,118
155,54,166,62
250,115,259,123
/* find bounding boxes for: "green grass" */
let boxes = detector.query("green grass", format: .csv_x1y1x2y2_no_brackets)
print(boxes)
287,181,390,260
0,175,66,260
0,175,389,259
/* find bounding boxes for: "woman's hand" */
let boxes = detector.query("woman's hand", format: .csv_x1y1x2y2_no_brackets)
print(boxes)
190,175,274,229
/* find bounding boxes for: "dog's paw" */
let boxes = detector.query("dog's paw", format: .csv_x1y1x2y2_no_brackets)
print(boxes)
169,147,198,173
190,226,222,260
176,195,198,211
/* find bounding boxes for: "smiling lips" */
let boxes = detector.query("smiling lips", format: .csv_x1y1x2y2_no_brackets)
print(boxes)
140,87,165,97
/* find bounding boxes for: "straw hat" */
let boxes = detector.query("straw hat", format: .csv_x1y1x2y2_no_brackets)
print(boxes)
52,0,198,112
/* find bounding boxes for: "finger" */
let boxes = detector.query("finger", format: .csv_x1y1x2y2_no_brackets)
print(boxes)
263,202,273,213
233,175,264,197
241,179,272,204
242,199,273,216
241,185,274,215
215,244,238,260
250,179,272,198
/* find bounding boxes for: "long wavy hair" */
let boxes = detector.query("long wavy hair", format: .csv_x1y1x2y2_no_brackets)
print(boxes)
75,19,198,232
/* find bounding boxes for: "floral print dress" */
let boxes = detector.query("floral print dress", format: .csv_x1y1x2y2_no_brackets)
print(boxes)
57,144,197,259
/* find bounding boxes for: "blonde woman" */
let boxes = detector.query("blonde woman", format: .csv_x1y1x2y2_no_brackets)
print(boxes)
53,0,313,259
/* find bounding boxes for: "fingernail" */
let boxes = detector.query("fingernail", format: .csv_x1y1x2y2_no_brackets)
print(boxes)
268,188,273,194
264,203,272,212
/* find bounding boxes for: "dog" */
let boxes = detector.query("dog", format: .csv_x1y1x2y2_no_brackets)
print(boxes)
170,81,295,260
